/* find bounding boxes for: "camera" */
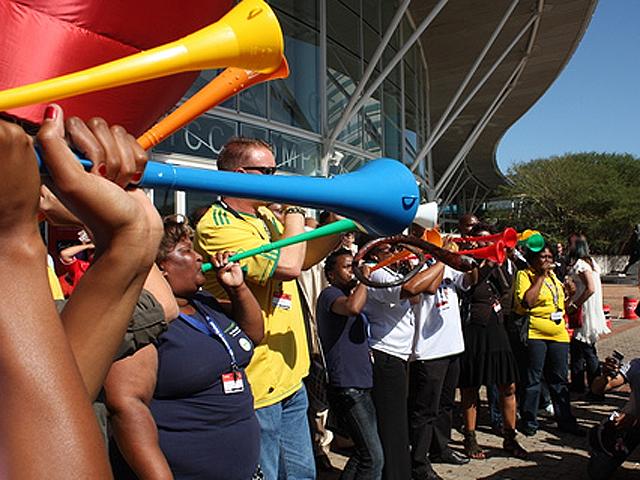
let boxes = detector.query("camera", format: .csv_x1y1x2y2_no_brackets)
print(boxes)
602,350,625,379
611,350,624,369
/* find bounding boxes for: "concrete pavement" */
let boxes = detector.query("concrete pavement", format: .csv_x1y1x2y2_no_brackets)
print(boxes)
320,284,640,479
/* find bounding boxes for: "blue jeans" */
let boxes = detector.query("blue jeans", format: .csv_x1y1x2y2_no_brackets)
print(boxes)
571,338,601,392
486,384,503,429
329,387,383,480
255,385,316,480
521,339,576,431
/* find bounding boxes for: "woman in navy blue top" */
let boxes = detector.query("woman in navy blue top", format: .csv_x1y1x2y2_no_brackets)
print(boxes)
105,218,264,479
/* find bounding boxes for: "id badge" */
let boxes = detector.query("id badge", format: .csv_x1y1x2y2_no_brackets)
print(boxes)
492,301,502,313
272,292,292,310
222,371,244,394
550,311,563,322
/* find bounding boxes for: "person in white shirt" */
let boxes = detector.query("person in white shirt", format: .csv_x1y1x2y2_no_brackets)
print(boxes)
363,240,447,480
409,252,475,480
566,235,610,394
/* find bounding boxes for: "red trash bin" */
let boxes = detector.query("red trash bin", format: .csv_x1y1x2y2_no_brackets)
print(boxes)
623,297,639,320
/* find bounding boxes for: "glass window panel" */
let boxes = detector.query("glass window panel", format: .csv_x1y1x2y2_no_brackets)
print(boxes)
339,0,360,14
240,83,267,117
362,89,382,155
383,79,402,160
404,129,418,167
327,0,360,56
155,115,237,160
270,132,321,176
327,42,362,147
240,124,269,142
401,17,413,45
271,0,318,29
405,99,418,165
185,191,218,223
381,2,400,49
420,63,429,144
405,63,417,105
269,14,320,132
363,24,380,66
333,153,366,175
153,188,176,217
362,0,380,31
186,70,236,110
382,48,401,87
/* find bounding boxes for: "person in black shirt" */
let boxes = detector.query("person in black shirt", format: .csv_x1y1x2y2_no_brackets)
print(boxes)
458,226,527,460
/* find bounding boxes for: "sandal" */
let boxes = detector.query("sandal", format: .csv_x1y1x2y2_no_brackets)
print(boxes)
503,429,528,459
463,430,486,459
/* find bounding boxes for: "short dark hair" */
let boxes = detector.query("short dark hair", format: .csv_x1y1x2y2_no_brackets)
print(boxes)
324,248,353,282
217,137,273,171
156,216,194,264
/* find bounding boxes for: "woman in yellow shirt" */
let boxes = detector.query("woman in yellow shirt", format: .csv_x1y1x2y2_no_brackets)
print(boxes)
514,245,583,437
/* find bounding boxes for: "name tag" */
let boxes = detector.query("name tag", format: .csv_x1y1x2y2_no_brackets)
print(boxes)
222,371,244,394
550,311,564,322
272,292,292,310
492,301,502,313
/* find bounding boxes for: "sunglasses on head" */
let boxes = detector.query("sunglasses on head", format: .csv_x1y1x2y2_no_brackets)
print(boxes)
163,213,189,225
242,166,277,175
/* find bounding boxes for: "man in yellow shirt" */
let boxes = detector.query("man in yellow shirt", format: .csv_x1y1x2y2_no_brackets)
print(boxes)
196,137,339,480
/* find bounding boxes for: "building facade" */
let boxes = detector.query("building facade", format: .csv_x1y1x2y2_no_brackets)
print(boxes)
148,0,597,226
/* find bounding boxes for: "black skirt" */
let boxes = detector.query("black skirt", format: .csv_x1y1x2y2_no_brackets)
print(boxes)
458,320,518,389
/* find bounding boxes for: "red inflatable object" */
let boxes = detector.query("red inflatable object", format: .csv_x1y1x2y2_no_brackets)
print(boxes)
0,0,233,136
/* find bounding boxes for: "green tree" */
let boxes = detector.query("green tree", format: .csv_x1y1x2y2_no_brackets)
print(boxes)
489,152,640,254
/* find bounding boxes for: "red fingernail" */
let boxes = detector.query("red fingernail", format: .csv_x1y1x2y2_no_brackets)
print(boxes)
131,172,142,183
98,164,107,176
44,106,57,120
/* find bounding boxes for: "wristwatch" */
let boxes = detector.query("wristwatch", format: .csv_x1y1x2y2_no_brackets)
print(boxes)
283,206,306,216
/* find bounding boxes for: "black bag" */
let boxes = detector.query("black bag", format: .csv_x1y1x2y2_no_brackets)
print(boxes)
510,313,530,345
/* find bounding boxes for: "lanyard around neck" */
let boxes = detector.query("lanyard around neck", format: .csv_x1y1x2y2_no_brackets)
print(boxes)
180,309,239,371
543,275,561,311
217,200,270,241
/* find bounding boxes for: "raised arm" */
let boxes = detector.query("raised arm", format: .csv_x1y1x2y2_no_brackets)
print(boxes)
59,242,95,264
38,105,163,400
331,265,371,316
104,345,172,479
0,117,111,478
522,273,546,309
402,262,445,296
272,208,307,280
275,210,341,277
211,251,264,345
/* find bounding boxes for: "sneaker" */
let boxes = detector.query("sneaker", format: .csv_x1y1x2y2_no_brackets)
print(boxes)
539,403,555,417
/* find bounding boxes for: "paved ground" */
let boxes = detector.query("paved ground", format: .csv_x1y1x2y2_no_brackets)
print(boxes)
320,284,640,480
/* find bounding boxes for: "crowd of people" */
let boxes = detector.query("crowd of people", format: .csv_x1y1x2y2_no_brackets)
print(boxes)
0,106,632,480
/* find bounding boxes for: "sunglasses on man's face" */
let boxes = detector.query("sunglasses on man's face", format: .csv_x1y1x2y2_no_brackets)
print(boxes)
242,166,277,175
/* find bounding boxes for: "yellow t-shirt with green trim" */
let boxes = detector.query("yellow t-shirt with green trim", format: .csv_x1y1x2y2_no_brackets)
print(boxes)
514,269,569,342
195,203,309,409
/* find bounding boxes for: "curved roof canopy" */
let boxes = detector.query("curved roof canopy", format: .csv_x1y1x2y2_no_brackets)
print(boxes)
408,0,597,208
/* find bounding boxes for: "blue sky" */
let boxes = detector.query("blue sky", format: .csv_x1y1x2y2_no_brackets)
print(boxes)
496,0,640,173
